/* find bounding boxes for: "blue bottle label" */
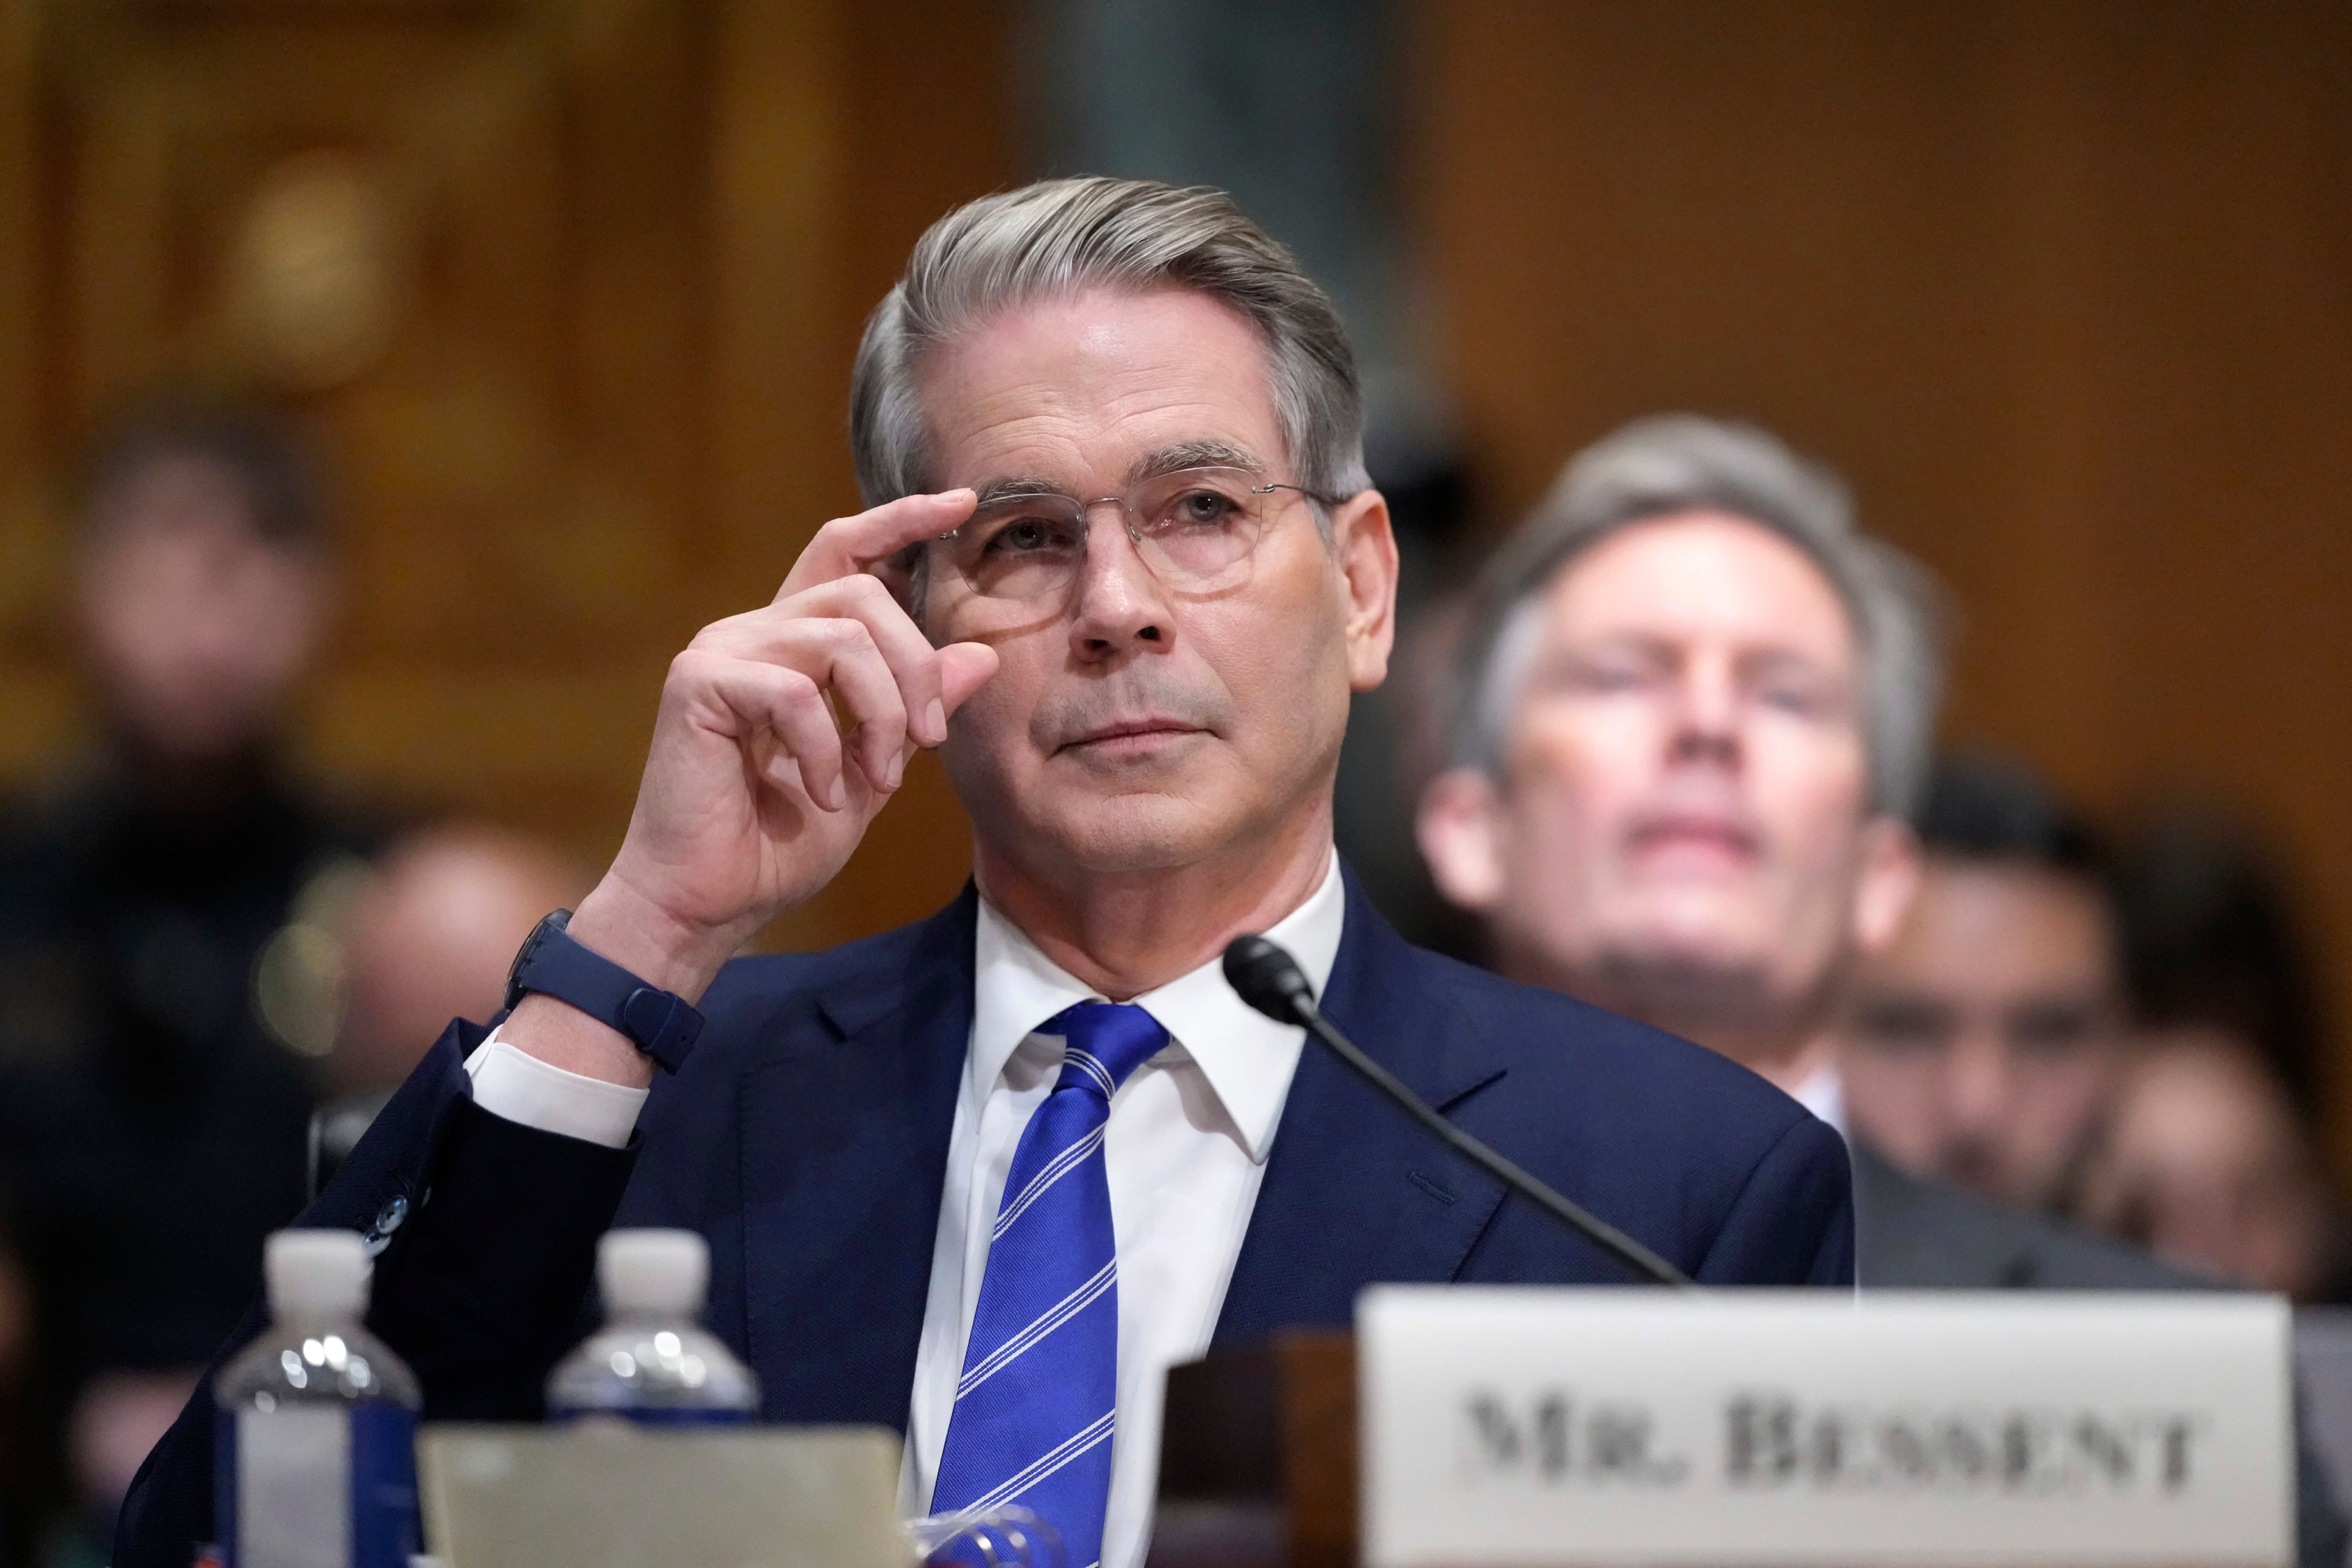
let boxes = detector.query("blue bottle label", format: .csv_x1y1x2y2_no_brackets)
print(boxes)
214,1403,418,1568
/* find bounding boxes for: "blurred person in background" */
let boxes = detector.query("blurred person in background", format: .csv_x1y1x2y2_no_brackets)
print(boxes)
2115,810,2336,1150
309,823,593,1194
1412,415,2345,1563
2073,816,2348,1299
1416,418,2205,1288
2076,1025,2335,1299
330,823,592,1103
0,397,384,1560
1837,754,2133,1214
1416,415,1929,1136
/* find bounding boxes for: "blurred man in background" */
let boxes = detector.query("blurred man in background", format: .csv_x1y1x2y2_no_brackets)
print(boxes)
329,823,592,1103
1837,754,2133,1214
1416,415,1930,1131
1413,414,2343,1562
309,823,593,1194
1844,764,2350,1299
0,398,383,1558
1844,771,2342,1297
1415,416,2198,1288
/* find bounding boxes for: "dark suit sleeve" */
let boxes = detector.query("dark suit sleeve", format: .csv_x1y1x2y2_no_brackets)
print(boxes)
113,1020,638,1568
369,1095,639,1414
1693,1115,1855,1287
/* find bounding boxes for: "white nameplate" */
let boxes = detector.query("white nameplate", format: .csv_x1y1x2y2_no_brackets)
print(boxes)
1360,1287,2290,1568
418,1424,906,1568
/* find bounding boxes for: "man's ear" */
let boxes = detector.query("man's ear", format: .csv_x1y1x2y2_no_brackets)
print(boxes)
1332,489,1399,692
1852,814,1923,957
1417,766,1508,912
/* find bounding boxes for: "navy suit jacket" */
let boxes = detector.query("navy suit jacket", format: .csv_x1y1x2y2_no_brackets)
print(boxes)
118,870,1851,1566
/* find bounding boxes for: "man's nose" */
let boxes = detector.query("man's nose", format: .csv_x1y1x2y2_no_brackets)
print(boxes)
1946,1030,2015,1136
1067,509,1172,658
1665,660,1740,764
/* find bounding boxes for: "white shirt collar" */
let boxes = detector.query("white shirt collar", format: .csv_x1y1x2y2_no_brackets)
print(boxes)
969,852,1347,1164
1791,1062,1847,1138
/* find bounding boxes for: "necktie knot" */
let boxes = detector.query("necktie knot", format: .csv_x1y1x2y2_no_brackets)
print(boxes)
1044,1002,1167,1102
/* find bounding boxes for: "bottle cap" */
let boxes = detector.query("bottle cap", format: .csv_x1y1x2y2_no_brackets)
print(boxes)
598,1229,708,1317
265,1229,371,1320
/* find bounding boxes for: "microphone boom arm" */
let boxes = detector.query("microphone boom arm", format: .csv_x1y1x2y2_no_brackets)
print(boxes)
1225,935,1696,1289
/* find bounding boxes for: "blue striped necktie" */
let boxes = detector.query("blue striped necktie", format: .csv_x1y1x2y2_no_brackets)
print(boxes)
929,1001,1169,1568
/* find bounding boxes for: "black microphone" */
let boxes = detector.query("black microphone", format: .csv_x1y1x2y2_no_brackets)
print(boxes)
1223,934,1694,1289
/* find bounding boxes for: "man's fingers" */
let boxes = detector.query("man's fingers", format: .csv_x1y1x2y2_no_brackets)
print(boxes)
759,575,948,747
778,489,976,600
696,658,848,812
936,642,999,723
798,617,910,793
884,642,998,771
693,585,940,760
687,612,918,804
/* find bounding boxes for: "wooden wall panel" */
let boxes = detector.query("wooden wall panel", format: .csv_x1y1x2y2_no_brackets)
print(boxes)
0,0,716,851
1412,0,2352,1165
0,0,1018,956
754,0,1019,952
0,0,45,723
5,1,2341,1063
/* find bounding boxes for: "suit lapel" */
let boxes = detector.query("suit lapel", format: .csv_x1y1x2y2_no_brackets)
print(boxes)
735,871,1517,1392
739,889,976,1429
1214,871,1512,1345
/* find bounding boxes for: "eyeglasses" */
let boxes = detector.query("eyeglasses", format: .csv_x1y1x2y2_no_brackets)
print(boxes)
931,466,1339,604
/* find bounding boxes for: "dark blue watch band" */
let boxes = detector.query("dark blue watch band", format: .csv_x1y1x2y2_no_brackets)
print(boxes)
503,910,704,1073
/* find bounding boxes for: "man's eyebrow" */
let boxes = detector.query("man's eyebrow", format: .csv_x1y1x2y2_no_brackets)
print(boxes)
1549,632,1675,664
964,442,1265,505
1739,645,1848,683
970,474,1069,505
1125,440,1264,485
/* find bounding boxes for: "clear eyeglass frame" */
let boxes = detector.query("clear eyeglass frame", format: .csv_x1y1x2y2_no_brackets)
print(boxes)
929,465,1343,605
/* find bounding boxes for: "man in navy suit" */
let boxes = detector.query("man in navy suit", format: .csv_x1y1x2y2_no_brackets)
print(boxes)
119,179,1848,1568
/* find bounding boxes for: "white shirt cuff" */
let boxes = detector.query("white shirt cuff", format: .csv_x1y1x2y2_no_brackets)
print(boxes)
463,1029,648,1150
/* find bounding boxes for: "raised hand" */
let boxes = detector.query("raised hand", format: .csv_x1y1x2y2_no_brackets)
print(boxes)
509,491,997,1084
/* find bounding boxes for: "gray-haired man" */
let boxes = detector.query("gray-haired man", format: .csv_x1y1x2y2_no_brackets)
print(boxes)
121,183,1851,1568
1419,415,1935,1119
1416,416,2343,1565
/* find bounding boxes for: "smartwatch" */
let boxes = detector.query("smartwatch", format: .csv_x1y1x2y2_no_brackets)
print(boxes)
503,910,705,1073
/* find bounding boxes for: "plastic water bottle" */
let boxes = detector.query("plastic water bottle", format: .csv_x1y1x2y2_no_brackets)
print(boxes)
906,1505,1068,1568
213,1230,421,1568
546,1229,758,1422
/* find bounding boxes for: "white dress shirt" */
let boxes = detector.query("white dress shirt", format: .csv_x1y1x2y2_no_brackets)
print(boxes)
464,853,1346,1568
1789,1063,1847,1140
